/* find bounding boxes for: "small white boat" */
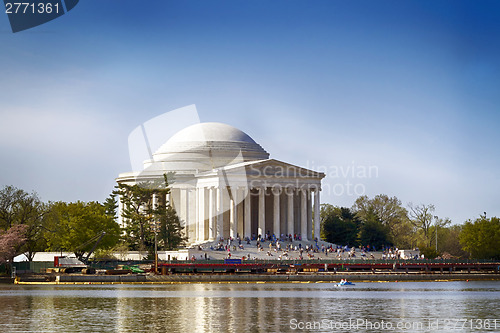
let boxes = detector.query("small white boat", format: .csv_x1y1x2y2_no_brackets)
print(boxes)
335,281,355,286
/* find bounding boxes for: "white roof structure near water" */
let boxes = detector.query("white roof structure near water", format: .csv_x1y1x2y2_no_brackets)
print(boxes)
14,252,75,262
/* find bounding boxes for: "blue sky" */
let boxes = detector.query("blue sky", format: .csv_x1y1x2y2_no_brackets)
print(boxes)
0,0,499,224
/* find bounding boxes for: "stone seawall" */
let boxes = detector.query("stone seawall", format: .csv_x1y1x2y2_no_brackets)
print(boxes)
0,277,14,284
146,273,500,283
18,272,500,284
56,274,147,283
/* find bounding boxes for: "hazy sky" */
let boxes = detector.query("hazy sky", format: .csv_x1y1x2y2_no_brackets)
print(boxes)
1,0,499,224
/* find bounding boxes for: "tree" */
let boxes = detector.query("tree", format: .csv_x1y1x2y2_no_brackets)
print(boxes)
114,182,158,251
427,217,451,253
44,201,121,258
158,203,186,250
0,186,49,261
0,224,27,264
0,185,25,230
459,216,500,259
321,204,360,246
408,203,448,248
357,207,391,250
438,224,468,258
408,203,432,247
16,194,49,261
114,173,185,252
103,193,118,219
352,194,409,246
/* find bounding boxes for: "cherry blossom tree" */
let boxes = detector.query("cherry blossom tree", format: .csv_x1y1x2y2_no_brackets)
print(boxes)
0,224,27,264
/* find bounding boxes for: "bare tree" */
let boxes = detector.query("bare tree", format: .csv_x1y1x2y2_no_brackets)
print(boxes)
408,203,435,248
0,186,25,230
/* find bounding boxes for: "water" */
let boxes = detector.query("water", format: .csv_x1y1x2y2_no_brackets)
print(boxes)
1,281,499,332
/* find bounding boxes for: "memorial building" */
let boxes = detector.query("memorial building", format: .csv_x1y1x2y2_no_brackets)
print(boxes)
116,122,325,245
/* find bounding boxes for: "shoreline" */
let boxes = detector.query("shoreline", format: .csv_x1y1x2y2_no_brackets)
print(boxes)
12,272,500,285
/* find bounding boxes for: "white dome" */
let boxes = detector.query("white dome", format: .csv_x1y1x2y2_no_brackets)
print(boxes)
166,122,257,144
145,122,269,172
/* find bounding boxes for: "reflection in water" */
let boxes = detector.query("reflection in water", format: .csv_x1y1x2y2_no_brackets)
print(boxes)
0,282,499,332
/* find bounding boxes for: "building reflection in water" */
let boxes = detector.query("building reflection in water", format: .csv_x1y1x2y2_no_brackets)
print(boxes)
111,284,318,332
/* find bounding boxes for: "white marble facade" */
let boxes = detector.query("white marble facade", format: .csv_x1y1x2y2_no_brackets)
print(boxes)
116,122,325,245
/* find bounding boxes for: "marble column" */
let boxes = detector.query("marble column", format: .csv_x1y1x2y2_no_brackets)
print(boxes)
307,189,313,241
301,189,308,241
166,191,171,206
208,187,215,241
286,188,294,238
230,187,238,238
258,187,265,238
151,193,158,233
180,189,188,238
117,196,124,228
189,189,198,242
197,187,205,242
314,188,321,240
237,188,244,238
216,187,223,240
244,190,251,239
272,188,280,238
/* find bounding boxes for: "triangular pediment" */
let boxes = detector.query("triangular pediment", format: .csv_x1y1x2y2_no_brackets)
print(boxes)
220,159,325,179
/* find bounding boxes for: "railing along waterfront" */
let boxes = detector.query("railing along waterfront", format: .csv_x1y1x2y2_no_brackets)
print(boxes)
11,258,500,275
160,258,500,265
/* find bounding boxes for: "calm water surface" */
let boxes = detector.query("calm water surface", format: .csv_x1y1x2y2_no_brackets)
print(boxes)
1,281,499,332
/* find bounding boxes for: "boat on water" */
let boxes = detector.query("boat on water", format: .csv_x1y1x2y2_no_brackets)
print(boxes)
335,280,355,286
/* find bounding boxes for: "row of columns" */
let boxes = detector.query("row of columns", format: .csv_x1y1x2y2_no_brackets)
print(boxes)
179,186,321,244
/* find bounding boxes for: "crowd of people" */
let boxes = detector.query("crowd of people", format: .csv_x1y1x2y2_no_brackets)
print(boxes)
202,233,324,260
189,233,423,261
195,233,382,261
